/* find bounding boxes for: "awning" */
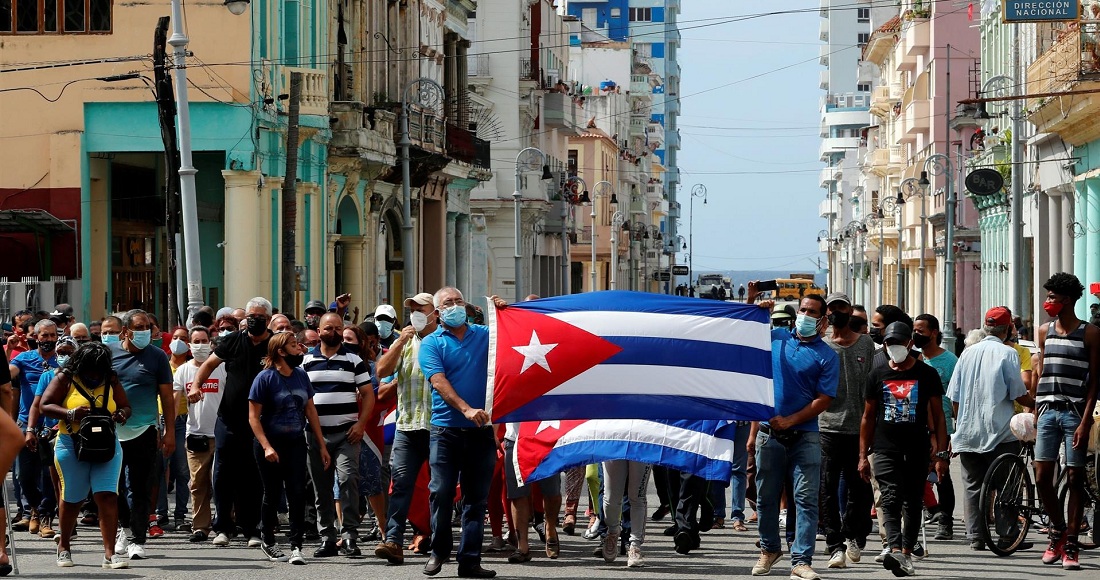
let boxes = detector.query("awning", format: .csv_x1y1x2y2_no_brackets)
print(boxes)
0,209,75,233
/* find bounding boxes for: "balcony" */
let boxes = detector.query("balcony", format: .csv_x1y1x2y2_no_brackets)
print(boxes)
282,67,328,116
630,74,653,96
646,122,664,148
820,45,830,66
819,136,860,161
819,198,838,218
665,26,681,46
1027,25,1100,145
819,19,829,42
629,115,646,138
902,18,930,64
902,98,929,140
820,166,838,188
666,128,680,149
405,104,446,153
869,84,899,117
328,101,397,166
543,92,579,133
819,70,830,91
445,124,491,174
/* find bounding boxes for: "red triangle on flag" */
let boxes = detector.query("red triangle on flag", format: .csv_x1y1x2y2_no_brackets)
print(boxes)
514,420,586,483
491,306,622,421
886,380,915,400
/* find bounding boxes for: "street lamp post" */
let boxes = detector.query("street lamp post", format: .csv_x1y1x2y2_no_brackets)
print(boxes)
589,181,614,291
688,184,707,288
877,196,899,306
921,153,954,340
511,147,548,301
561,176,587,296
610,211,626,290
898,176,928,313
169,0,249,319
400,77,444,306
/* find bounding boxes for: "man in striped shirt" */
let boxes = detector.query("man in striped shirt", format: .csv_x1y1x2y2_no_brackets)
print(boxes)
1035,272,1098,570
304,313,376,558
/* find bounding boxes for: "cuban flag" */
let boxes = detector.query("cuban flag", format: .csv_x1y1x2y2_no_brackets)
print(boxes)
514,418,739,485
486,291,774,423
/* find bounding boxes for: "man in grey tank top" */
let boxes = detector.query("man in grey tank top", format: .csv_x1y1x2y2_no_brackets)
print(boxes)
1034,272,1099,571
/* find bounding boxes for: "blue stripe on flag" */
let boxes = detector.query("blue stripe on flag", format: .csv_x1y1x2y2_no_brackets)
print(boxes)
526,439,733,483
518,290,769,323
602,336,772,378
497,395,773,423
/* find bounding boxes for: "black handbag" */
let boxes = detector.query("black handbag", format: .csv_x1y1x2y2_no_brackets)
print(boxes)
71,379,117,464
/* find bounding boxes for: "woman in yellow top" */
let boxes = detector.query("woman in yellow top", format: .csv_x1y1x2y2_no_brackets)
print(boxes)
40,342,132,569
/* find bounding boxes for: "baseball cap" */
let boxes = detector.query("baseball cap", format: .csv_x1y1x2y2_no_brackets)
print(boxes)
374,304,398,322
883,321,912,344
771,303,795,319
404,293,434,309
304,300,327,314
824,292,851,307
985,306,1012,327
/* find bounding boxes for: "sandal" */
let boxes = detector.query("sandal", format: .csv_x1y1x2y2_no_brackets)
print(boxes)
507,549,532,564
562,514,576,536
732,520,749,532
545,537,560,559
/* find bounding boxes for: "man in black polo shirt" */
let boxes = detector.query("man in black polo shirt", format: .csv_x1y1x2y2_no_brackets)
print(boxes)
188,297,273,548
303,313,375,558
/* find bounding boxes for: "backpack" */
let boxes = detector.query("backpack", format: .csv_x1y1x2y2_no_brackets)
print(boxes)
71,378,117,463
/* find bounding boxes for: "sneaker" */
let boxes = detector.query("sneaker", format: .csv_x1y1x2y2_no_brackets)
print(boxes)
882,551,915,577
778,509,787,529
602,531,619,562
846,543,862,563
213,532,231,547
752,550,782,576
874,546,890,562
261,543,290,562
1043,530,1066,564
56,549,74,568
102,554,130,569
248,536,263,548
827,550,846,568
340,539,361,557
148,523,165,538
627,544,644,567
583,519,601,540
289,547,306,565
935,519,954,540
127,543,147,560
487,536,506,552
969,539,986,551
1062,541,1081,570
115,527,131,554
189,530,209,543
789,563,821,579
910,542,925,561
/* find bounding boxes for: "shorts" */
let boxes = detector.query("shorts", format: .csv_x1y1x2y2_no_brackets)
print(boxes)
503,438,561,500
53,433,124,503
1034,405,1088,467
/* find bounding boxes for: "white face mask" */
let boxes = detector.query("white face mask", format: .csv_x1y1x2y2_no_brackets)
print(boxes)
886,344,910,364
410,311,429,332
190,343,213,363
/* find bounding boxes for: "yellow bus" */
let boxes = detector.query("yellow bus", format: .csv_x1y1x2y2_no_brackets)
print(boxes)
775,278,822,301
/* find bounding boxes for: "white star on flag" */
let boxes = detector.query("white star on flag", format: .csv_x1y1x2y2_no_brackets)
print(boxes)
512,330,558,374
535,421,560,434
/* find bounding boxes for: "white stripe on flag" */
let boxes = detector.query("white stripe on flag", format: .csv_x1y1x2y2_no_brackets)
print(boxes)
544,365,774,406
555,419,735,464
546,311,771,350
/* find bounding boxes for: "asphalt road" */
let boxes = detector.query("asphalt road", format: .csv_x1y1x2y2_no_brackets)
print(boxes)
3,463,1097,579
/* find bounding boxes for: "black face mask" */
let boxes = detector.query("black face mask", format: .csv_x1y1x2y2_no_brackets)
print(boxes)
320,333,342,347
828,311,851,330
869,326,884,345
27,338,38,350
246,316,267,336
38,340,56,353
284,353,305,368
912,333,932,349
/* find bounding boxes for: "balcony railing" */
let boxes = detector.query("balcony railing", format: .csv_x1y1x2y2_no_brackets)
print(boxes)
520,58,536,81
282,67,328,116
445,124,490,169
404,104,446,153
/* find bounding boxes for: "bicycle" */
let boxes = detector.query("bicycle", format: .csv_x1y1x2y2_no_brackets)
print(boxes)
978,442,1099,556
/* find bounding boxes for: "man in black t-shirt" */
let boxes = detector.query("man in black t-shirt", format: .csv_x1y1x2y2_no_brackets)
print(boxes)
858,322,948,578
188,297,273,548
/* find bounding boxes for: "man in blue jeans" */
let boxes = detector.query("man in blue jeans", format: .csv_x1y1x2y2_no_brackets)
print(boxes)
418,287,497,579
747,284,838,580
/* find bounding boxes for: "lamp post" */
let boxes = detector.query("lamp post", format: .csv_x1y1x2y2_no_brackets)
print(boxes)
511,147,550,301
561,176,587,296
922,153,954,341
898,176,927,313
877,196,899,306
688,184,707,288
589,181,615,292
610,211,626,290
860,214,879,304
841,221,864,297
169,0,249,319
399,77,445,306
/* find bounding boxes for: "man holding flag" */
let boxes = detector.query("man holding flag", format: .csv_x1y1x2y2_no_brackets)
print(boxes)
747,283,838,580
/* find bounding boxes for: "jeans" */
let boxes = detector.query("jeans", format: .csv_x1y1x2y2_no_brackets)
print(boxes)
820,432,873,553
958,440,1020,541
16,433,55,517
212,418,261,537
117,426,158,544
729,422,752,521
307,429,361,542
602,461,650,545
428,426,497,568
871,448,927,551
385,429,431,545
756,428,822,567
255,435,307,548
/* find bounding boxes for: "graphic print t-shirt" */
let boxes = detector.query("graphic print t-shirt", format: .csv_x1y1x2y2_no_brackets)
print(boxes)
864,359,943,454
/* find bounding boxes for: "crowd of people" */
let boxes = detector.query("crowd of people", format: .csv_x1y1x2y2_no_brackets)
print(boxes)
0,273,1095,578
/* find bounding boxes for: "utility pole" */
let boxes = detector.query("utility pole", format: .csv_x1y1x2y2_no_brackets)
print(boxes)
153,16,182,327
1009,30,1025,318
281,72,301,315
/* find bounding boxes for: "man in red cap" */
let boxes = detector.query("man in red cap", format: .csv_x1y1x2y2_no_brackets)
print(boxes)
946,306,1035,551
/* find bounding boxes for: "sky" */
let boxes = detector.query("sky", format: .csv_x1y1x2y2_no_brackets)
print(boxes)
676,1,824,275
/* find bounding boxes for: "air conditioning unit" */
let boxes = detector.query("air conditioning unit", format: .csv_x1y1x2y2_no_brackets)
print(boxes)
547,68,560,86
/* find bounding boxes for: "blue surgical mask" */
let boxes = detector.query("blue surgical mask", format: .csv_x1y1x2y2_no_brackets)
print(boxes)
375,320,394,337
102,333,120,344
55,355,70,367
130,329,152,349
440,305,467,328
795,313,819,338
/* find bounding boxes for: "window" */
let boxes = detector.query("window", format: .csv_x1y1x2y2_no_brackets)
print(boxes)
610,8,620,18
568,150,578,177
581,7,596,28
857,32,870,47
857,82,871,92
857,8,870,22
1,0,111,33
635,42,652,57
629,7,651,22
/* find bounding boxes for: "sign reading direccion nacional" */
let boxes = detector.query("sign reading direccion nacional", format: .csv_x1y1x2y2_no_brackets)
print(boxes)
1002,0,1080,22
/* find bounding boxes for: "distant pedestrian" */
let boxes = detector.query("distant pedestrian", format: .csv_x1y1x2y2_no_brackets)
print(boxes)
738,284,746,301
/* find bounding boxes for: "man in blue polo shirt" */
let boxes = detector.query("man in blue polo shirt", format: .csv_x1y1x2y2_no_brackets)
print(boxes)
746,284,838,580
418,287,497,579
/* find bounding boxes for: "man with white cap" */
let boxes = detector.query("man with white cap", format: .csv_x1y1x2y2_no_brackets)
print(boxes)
374,304,400,349
373,292,439,565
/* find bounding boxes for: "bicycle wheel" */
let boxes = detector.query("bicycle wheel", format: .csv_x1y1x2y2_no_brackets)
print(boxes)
979,452,1033,556
1056,465,1099,550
